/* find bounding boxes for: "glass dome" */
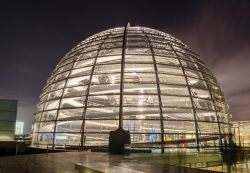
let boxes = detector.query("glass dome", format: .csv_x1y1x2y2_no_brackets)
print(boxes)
32,25,231,150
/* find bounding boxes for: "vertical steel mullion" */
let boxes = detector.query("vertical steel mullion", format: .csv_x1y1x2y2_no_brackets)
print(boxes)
80,32,112,149
204,78,223,150
170,45,200,151
238,122,241,147
143,30,165,153
52,55,81,149
34,98,48,146
119,23,129,128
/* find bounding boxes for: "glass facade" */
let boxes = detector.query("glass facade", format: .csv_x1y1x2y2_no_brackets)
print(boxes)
232,121,250,147
32,26,231,150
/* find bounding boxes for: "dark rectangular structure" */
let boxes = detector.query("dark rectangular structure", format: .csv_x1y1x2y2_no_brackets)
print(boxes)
0,99,17,141
109,128,130,154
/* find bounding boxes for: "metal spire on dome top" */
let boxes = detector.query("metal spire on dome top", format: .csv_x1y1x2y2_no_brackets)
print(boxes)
127,22,130,27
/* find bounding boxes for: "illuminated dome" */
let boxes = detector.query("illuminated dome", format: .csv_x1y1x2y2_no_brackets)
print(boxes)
32,25,231,151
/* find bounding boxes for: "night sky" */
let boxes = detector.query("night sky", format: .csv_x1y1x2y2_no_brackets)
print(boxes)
1,0,250,134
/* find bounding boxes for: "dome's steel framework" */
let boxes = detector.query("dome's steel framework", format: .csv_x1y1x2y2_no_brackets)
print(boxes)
32,24,231,151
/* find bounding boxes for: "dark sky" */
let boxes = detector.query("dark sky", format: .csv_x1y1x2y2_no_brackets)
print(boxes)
0,0,250,133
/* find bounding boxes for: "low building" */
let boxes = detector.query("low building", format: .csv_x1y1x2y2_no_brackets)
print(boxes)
0,99,20,154
0,99,17,141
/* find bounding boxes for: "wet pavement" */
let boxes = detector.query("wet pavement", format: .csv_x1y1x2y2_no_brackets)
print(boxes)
0,151,214,173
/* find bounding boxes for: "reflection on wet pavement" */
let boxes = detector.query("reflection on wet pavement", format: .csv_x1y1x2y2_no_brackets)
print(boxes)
127,150,250,173
75,162,145,173
0,151,211,173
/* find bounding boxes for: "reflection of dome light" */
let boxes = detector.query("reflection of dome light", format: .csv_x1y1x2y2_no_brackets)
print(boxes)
110,76,115,84
32,25,231,151
137,95,146,105
138,99,143,105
